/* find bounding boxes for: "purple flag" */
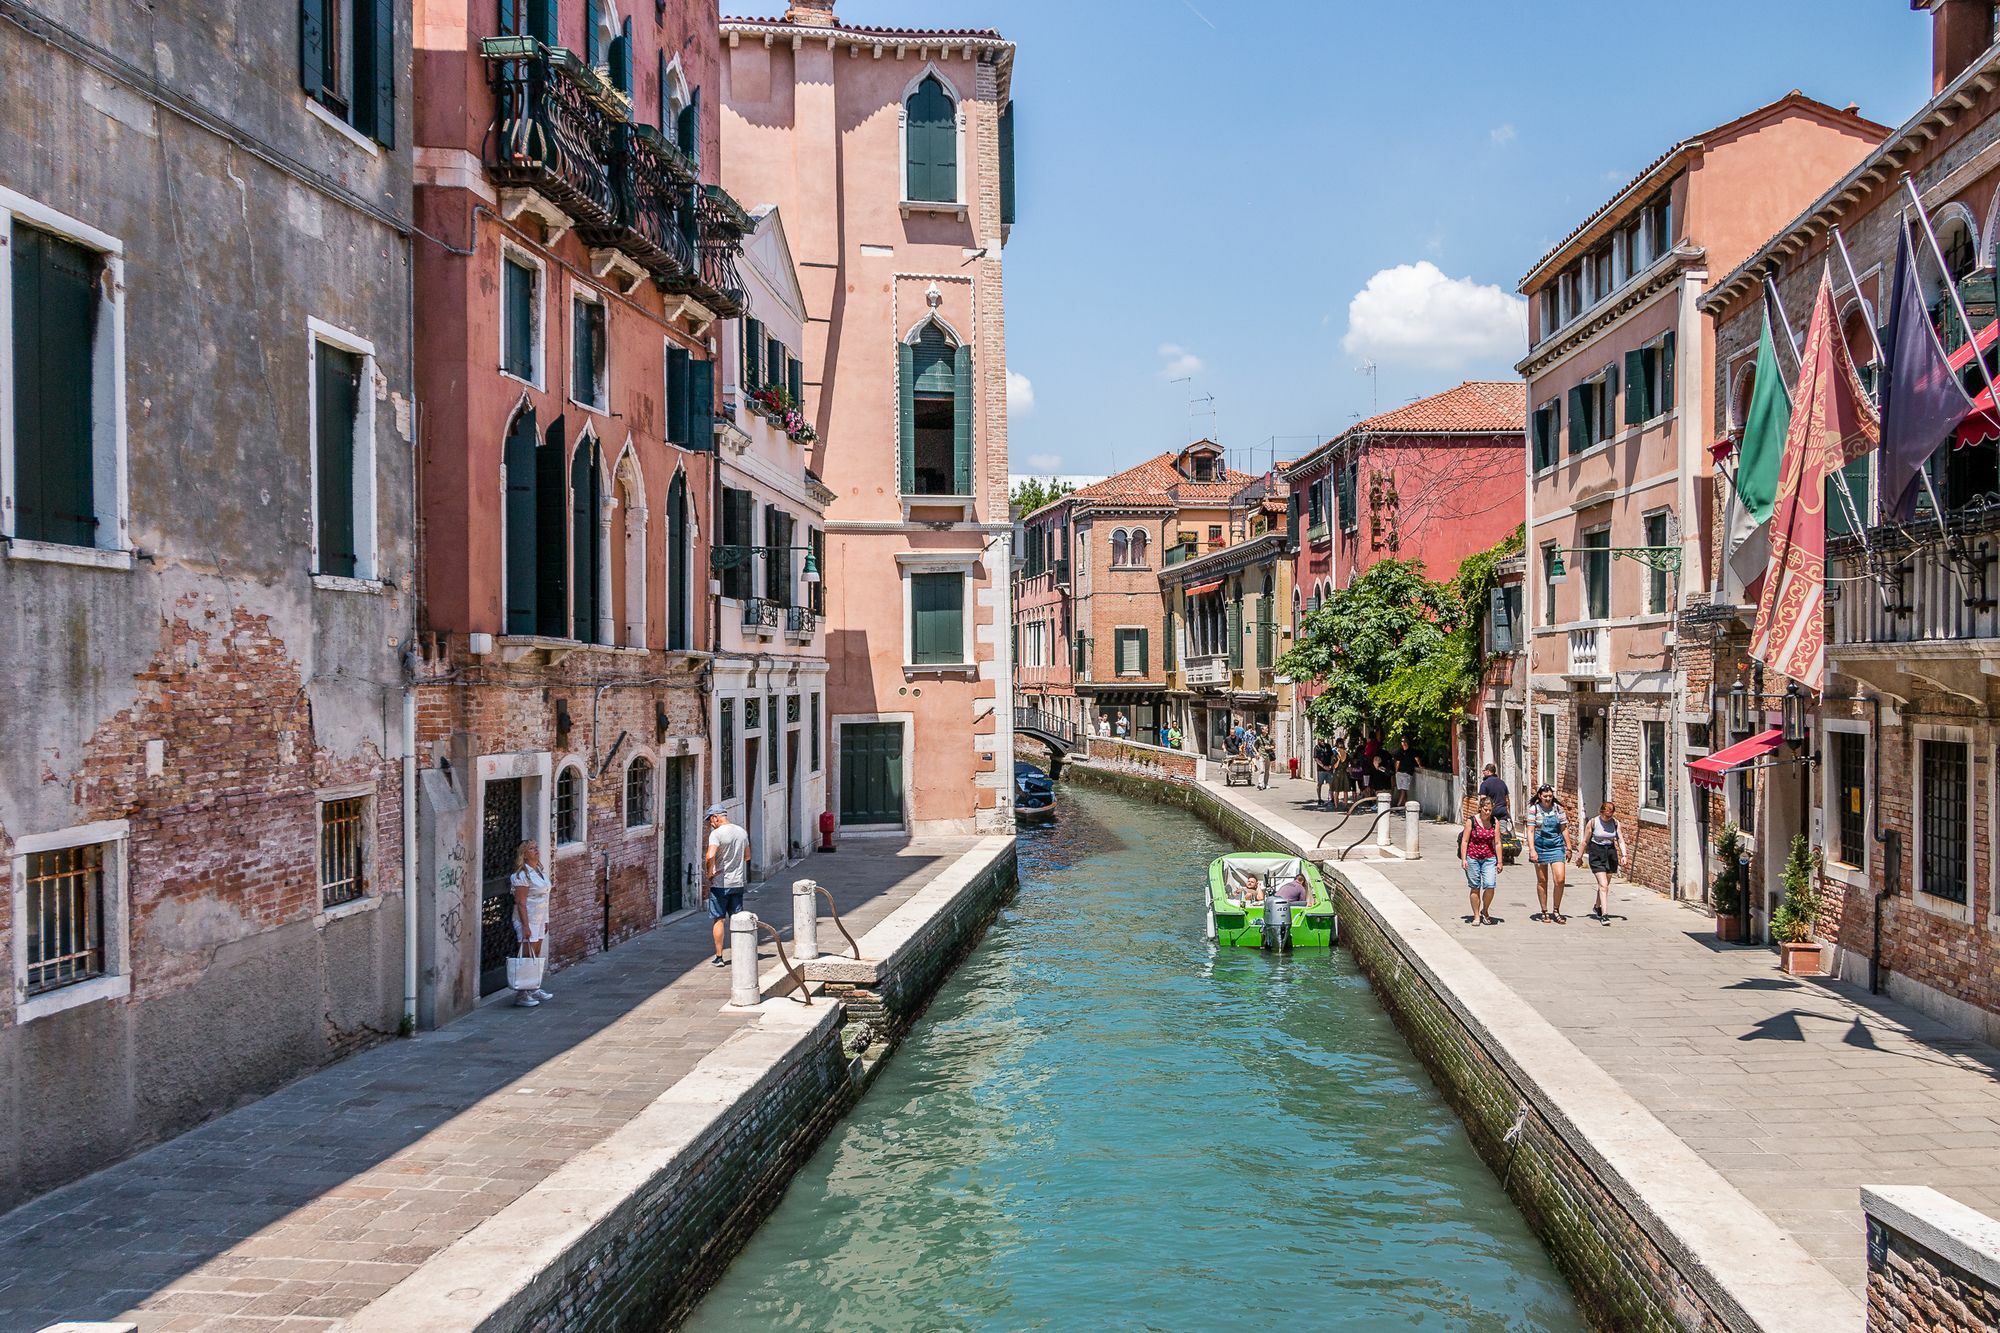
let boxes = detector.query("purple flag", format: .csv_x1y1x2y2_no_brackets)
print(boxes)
1878,221,1973,522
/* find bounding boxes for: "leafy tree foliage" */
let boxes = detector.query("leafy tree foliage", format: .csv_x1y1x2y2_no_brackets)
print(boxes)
1010,476,1075,516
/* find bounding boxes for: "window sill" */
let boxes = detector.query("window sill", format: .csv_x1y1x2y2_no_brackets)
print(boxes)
624,822,654,838
500,367,545,394
900,199,968,221
14,973,130,1025
312,573,387,594
6,540,136,571
1108,564,1151,572
307,98,382,157
554,839,588,860
1639,807,1669,826
567,393,610,418
1914,888,1974,923
317,894,381,925
905,662,974,677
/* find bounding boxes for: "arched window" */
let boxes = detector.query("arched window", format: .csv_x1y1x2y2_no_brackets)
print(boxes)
503,402,570,637
667,469,691,652
1110,530,1129,567
1128,529,1149,567
614,448,646,647
555,764,586,847
905,73,957,204
571,436,606,643
625,755,654,828
1923,207,1980,350
898,317,971,497
1841,304,1879,375
1730,364,1758,434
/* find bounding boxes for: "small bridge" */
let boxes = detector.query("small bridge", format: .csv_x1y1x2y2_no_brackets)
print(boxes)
1014,705,1078,777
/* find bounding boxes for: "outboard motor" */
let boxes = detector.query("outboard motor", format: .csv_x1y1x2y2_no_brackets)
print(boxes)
1260,896,1292,951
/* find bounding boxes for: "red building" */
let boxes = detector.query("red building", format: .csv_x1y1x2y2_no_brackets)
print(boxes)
1283,381,1527,754
409,0,749,1025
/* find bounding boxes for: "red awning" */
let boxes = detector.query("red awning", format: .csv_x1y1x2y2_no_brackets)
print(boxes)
1949,321,2000,447
1686,728,1782,791
1186,580,1224,597
1946,316,2000,373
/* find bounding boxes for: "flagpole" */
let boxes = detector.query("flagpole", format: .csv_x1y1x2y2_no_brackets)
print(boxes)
1902,175,1989,567
1765,272,1805,374
1831,224,1887,364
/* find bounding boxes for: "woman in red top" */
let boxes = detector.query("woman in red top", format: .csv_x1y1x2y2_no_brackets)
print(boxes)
1458,795,1502,925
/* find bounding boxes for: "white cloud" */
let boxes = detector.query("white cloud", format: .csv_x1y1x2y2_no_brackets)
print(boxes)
1340,261,1527,369
1158,343,1203,378
1489,123,1517,146
1006,369,1036,415
1026,452,1063,471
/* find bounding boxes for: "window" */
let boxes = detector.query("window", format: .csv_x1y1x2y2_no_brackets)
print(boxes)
768,696,781,783
1918,738,1968,904
625,755,654,829
1645,192,1672,258
570,436,603,643
300,0,395,146
1338,458,1359,531
1531,399,1562,472
319,795,370,908
910,571,966,665
1114,628,1149,677
720,487,754,600
1831,730,1866,870
720,701,735,800
1589,245,1613,303
1540,714,1557,787
1643,511,1670,614
555,765,584,847
1541,543,1560,626
1192,454,1216,482
1567,368,1619,453
898,319,971,496
6,206,128,555
1306,478,1325,528
503,404,570,636
311,329,375,580
765,505,795,607
501,251,541,385
1581,529,1611,621
1642,722,1667,812
571,290,607,411
809,526,825,615
1624,333,1676,425
1111,530,1129,567
905,73,958,203
664,343,714,451
667,469,691,650
811,693,821,772
1208,523,1224,545
25,841,107,993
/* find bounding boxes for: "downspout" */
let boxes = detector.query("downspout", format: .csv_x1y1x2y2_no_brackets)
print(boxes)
1866,692,1897,995
401,221,421,1034
402,683,419,1031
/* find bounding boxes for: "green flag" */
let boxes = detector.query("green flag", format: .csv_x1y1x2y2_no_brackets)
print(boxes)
1738,314,1791,523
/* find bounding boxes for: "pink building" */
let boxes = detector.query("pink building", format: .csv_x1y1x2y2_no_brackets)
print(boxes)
721,2,1018,834
1520,93,1882,899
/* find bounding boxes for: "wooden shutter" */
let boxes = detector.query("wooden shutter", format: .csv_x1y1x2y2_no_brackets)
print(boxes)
1227,597,1243,669
528,0,556,45
897,340,916,493
585,0,603,66
610,17,632,94
744,318,762,389
1661,331,1676,409
952,341,973,496
1163,612,1176,671
688,357,713,450
999,100,1016,225
570,440,600,641
764,504,783,603
11,224,98,547
1828,455,1872,535
503,258,534,380
353,0,395,146
720,488,750,600
665,346,688,445
300,0,327,96
504,407,540,634
687,86,701,169
766,338,784,393
911,572,963,664
906,76,954,202
809,527,825,613
1624,349,1648,424
667,471,689,650
571,302,593,403
657,50,667,127
1603,366,1619,439
535,418,569,636
787,354,802,405
1138,628,1150,678
314,344,361,577
1567,386,1587,454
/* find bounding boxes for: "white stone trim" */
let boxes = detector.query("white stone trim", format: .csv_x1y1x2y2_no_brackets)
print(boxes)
830,712,914,833
10,819,132,1026
897,61,967,209
1820,717,1871,887
307,316,382,582
622,748,658,835
307,97,382,157
897,551,978,668
553,756,590,855
1911,722,1977,924
1862,1186,2000,1291
498,241,548,393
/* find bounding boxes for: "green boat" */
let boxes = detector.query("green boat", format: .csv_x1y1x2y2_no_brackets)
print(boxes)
1206,855,1338,949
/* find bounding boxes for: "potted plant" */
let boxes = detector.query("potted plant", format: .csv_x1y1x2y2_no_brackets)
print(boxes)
1711,822,1746,942
1771,833,1824,975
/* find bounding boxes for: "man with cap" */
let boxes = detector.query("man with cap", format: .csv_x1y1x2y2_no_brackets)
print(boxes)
704,804,751,968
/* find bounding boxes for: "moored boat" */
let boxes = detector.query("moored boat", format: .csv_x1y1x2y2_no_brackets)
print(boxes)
1206,854,1337,948
1015,761,1057,823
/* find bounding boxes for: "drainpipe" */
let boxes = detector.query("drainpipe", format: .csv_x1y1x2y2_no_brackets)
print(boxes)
1865,692,1898,995
402,684,419,1031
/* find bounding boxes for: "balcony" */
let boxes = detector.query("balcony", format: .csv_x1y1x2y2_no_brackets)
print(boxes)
1831,508,2000,655
1185,655,1229,688
1566,626,1607,679
741,597,783,634
1052,557,1070,587
786,605,817,638
659,185,750,318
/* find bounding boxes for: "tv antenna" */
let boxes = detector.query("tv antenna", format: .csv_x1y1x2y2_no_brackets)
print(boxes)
1359,359,1379,411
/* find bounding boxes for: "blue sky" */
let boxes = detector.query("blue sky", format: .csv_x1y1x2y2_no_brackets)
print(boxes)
743,1,1933,478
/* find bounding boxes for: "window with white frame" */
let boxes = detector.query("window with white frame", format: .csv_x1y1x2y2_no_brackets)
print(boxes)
571,287,608,412
555,762,586,848
300,0,396,146
12,821,129,1020
310,321,379,581
2,195,130,559
1540,713,1557,788
319,794,371,908
500,248,543,387
1642,510,1671,615
1641,721,1667,813
625,754,654,829
909,569,967,665
1826,726,1867,872
904,71,959,205
1917,736,1969,905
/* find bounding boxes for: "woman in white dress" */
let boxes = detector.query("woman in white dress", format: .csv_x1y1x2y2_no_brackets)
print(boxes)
510,840,554,1007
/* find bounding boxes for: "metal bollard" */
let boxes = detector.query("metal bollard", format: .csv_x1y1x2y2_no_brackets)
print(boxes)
791,879,820,962
1374,793,1392,852
729,911,760,1007
1404,800,1421,859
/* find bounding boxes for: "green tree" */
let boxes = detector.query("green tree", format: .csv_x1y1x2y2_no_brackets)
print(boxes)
1010,477,1075,517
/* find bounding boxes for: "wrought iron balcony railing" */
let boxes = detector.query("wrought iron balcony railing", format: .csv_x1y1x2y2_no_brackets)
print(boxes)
481,37,617,229
661,184,749,317
603,122,698,280
786,605,816,637
1830,500,2000,645
741,596,784,632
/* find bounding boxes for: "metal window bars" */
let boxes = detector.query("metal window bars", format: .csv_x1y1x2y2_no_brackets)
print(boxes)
26,843,106,994
320,798,369,909
625,758,653,828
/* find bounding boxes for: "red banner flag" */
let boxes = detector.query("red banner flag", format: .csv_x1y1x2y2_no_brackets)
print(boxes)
1750,268,1880,692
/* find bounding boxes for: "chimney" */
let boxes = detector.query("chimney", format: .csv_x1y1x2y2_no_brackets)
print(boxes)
1927,0,1998,93
785,0,838,26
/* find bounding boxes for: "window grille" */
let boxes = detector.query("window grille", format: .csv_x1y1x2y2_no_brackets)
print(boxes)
26,843,106,994
320,798,369,909
626,757,654,828
721,702,735,799
1920,740,1968,903
1833,732,1866,869
555,767,582,845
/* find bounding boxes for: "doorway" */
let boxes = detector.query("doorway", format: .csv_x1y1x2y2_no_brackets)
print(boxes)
744,736,763,877
787,729,802,860
479,778,525,998
1577,709,1607,814
660,757,690,916
839,722,904,826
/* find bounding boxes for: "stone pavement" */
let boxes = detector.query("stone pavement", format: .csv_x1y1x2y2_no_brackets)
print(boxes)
0,837,980,1333
1217,774,2000,1302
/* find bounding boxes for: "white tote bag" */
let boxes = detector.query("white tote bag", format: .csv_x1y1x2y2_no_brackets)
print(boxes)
506,953,545,991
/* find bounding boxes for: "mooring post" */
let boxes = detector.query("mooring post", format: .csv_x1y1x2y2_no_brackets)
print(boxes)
729,911,760,1007
1374,793,1392,853
1404,800,1421,859
792,879,820,962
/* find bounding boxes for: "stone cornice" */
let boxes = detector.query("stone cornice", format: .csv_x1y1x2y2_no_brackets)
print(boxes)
1517,249,1698,381
1158,532,1291,586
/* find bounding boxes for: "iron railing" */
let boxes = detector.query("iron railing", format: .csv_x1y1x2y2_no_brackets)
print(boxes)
609,122,698,280
319,797,369,909
481,38,618,228
663,184,749,317
786,605,817,637
1014,704,1078,747
1829,499,2000,645
741,596,784,631
25,843,106,994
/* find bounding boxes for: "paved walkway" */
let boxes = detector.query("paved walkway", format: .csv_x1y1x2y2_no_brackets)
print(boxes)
1218,775,2000,1302
0,838,980,1333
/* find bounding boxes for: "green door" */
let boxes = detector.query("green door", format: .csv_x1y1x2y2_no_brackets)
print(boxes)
839,723,904,826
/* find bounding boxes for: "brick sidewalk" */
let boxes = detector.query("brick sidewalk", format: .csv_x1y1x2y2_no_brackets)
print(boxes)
0,839,978,1332
1219,775,2000,1301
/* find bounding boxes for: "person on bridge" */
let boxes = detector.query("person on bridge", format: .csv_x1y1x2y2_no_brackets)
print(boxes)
705,805,750,968
1458,796,1501,926
1526,787,1569,923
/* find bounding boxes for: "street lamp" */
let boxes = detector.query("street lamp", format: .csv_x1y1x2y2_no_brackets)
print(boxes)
1728,680,1751,735
1545,540,1683,578
1781,683,1809,748
1546,547,1568,584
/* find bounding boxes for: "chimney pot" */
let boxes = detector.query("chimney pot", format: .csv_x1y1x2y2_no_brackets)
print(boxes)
785,0,837,26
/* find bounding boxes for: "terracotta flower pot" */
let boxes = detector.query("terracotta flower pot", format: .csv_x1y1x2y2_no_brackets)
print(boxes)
1779,941,1823,977
1716,914,1744,943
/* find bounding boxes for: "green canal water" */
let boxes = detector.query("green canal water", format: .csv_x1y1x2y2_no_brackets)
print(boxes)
688,783,1584,1331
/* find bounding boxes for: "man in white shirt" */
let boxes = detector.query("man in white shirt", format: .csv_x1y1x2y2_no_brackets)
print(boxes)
704,804,751,968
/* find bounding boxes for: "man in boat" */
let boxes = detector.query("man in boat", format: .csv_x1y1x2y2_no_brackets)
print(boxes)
1274,872,1310,906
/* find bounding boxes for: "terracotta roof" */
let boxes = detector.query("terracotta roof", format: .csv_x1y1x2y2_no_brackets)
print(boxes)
1027,451,1255,519
1351,380,1525,436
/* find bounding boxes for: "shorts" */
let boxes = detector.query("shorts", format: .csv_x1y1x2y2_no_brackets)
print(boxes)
1587,844,1619,875
1464,857,1497,891
706,886,746,921
1394,772,1413,792
1315,766,1335,784
1534,836,1568,864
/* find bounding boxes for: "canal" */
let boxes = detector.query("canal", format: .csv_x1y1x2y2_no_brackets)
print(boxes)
689,783,1583,1330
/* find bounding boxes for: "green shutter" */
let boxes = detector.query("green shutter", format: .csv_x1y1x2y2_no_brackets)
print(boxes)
1624,349,1648,424
1661,331,1676,409
667,471,689,650
536,418,568,636
897,340,916,493
1827,455,1873,535
839,723,902,825
1604,366,1619,433
354,0,395,146
787,355,802,405
609,17,632,94
907,76,954,203
314,344,361,577
998,100,1016,225
657,50,667,127
745,318,762,389
571,440,600,641
1163,612,1176,671
767,338,784,393
722,488,752,599
688,356,713,450
911,572,963,664
585,0,603,65
952,341,973,496
1256,595,1272,668
528,0,556,45
11,224,98,547
503,259,534,380
300,0,326,96
504,407,539,634
1227,597,1243,669
1138,627,1149,678
1567,386,1587,454
665,346,688,445
687,85,701,169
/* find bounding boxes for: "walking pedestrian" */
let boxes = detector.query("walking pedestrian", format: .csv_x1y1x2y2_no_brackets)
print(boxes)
1393,738,1419,804
704,804,750,968
1312,734,1337,808
509,841,553,1007
1525,786,1569,923
1252,724,1273,790
1115,714,1130,739
1459,795,1502,925
1477,762,1511,826
1579,801,1629,922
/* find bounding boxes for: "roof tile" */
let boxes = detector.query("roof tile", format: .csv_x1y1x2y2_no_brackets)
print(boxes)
1349,380,1526,436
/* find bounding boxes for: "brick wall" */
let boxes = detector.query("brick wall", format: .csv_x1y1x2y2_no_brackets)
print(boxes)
1864,1187,2000,1333
1074,736,1201,785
